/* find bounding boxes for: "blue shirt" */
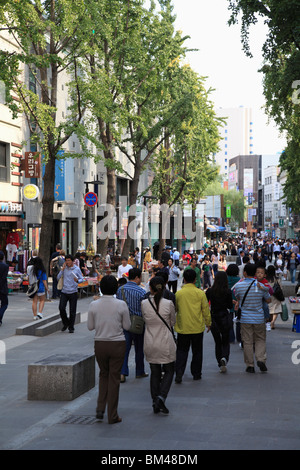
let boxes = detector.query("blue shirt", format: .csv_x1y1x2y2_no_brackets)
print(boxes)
37,269,47,293
57,265,83,294
234,277,270,324
116,281,145,317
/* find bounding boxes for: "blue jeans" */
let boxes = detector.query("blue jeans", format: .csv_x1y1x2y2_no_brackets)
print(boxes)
121,329,146,377
290,268,296,283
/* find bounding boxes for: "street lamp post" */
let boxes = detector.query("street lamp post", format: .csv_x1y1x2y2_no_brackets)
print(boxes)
84,179,104,249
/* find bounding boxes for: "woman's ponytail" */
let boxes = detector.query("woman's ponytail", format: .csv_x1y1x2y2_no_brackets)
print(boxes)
149,276,164,309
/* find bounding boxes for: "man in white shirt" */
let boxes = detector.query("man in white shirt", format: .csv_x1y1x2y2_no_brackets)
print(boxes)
171,247,180,266
117,257,133,279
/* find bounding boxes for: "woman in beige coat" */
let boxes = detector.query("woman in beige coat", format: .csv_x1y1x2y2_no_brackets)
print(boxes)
141,276,176,414
266,265,283,329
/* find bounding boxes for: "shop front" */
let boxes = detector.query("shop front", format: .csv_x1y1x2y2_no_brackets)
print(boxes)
0,201,24,259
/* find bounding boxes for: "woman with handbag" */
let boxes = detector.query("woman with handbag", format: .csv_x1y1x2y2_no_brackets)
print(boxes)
141,276,176,414
266,265,283,329
30,256,49,320
205,271,233,373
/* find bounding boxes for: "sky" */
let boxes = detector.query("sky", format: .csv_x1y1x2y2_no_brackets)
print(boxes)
171,0,287,155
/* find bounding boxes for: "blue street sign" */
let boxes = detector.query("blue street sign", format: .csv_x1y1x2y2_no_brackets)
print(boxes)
84,192,98,206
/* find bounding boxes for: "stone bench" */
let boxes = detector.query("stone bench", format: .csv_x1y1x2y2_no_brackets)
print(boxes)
16,312,81,337
28,353,95,401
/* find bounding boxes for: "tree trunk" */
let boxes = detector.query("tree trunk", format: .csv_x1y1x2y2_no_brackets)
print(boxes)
98,164,116,257
39,152,56,271
121,161,140,258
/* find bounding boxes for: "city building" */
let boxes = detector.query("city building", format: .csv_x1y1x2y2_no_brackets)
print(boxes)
228,154,262,237
214,106,254,178
263,165,281,237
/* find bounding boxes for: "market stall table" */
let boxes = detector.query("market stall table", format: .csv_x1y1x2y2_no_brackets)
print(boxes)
289,297,300,333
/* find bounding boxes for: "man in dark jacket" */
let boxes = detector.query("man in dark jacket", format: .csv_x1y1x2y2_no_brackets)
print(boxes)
0,251,9,326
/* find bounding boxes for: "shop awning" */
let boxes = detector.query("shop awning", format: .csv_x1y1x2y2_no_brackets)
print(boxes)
207,224,225,232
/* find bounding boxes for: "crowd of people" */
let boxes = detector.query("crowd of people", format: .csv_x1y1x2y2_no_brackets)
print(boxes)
86,236,300,424
1,236,300,425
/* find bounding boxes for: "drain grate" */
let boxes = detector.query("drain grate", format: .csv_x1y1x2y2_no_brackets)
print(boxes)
60,415,99,425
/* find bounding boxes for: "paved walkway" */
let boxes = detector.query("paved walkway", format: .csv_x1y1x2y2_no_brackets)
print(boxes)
0,283,300,451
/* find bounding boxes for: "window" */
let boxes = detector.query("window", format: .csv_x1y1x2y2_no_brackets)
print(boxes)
0,142,8,182
29,69,36,94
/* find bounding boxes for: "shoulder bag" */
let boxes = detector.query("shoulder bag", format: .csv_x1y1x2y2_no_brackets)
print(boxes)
121,287,144,334
236,280,256,320
148,297,176,343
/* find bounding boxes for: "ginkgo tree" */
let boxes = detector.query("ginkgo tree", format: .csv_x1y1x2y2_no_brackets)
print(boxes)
0,0,88,265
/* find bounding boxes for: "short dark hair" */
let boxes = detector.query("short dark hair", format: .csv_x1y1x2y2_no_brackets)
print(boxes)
128,267,141,280
183,268,196,283
100,275,118,295
155,270,168,285
244,263,256,277
0,251,4,261
226,263,239,276
65,254,74,261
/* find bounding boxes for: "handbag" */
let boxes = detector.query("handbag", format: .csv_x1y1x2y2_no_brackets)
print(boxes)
57,274,64,290
121,287,144,334
280,301,288,321
236,280,256,320
148,297,176,343
26,281,38,298
273,281,285,302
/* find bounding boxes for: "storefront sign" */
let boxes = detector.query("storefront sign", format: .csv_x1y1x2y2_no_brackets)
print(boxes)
0,201,23,215
23,184,39,200
25,152,41,178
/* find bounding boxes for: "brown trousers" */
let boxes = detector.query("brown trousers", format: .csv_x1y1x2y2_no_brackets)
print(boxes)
240,323,267,367
94,340,126,423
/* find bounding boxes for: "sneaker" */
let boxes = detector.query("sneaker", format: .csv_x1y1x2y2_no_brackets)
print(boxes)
246,366,255,373
37,313,43,319
219,358,227,373
33,316,38,321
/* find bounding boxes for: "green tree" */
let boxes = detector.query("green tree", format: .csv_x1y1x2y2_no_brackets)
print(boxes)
76,0,191,256
149,64,222,255
0,0,88,266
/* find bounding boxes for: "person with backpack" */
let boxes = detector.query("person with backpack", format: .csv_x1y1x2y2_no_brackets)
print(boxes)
50,243,62,299
50,250,65,299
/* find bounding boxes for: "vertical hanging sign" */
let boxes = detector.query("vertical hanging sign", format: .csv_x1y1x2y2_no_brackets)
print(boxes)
25,152,41,178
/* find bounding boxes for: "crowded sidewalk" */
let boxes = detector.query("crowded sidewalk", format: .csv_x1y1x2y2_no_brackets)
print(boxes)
0,282,299,451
